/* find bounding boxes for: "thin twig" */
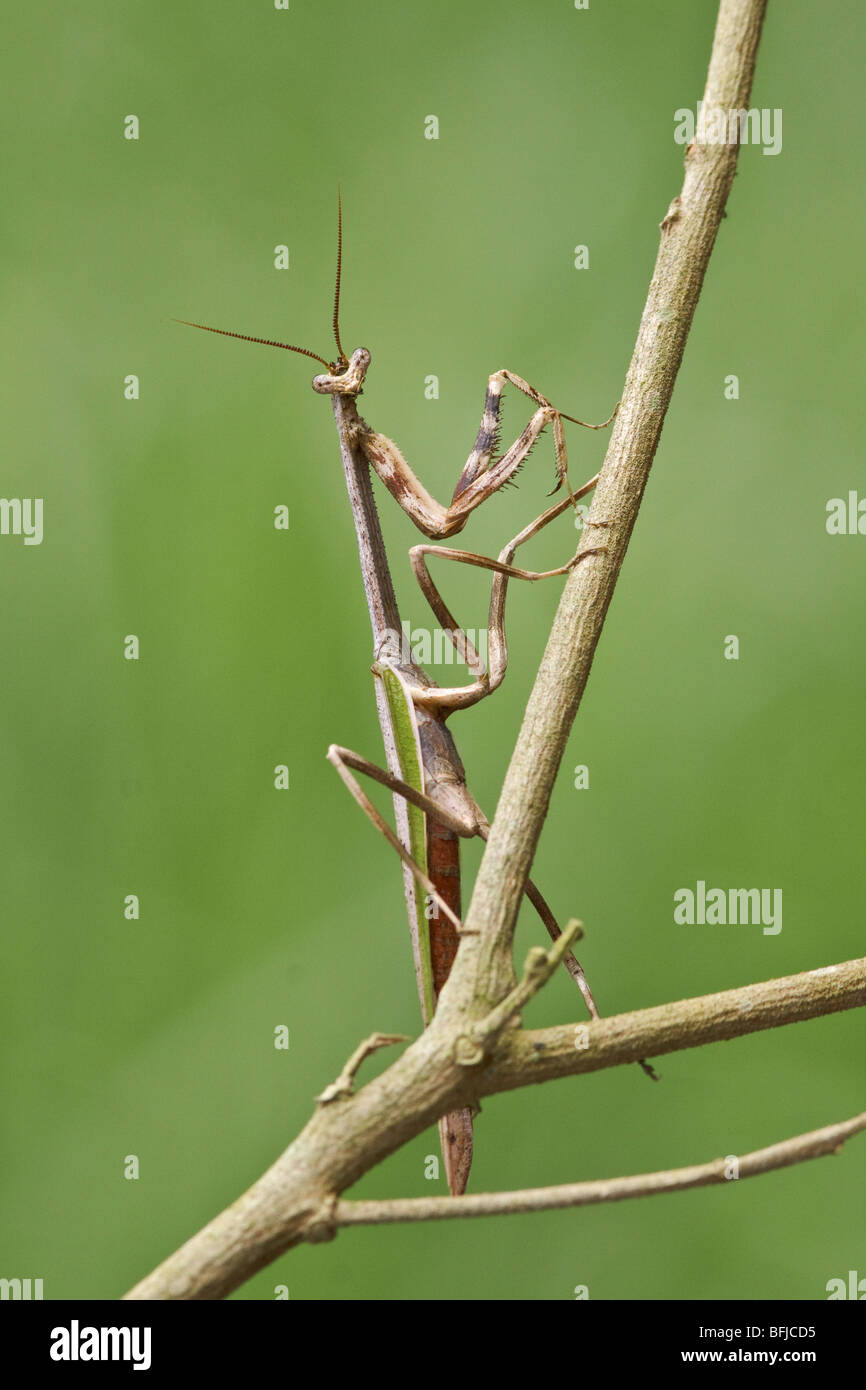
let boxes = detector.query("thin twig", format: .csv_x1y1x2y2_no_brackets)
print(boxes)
316,1032,410,1106
335,1112,866,1227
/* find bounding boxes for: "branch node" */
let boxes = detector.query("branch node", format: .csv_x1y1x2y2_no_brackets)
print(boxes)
453,1033,485,1067
302,1194,339,1245
524,945,551,980
660,195,682,230
454,920,585,1067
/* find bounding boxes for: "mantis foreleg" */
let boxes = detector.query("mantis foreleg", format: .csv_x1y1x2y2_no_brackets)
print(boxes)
351,368,617,540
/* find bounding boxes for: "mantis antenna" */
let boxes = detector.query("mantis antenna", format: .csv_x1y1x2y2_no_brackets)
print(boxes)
173,191,349,373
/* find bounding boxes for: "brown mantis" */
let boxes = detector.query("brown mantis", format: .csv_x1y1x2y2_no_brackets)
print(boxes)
177,200,618,1195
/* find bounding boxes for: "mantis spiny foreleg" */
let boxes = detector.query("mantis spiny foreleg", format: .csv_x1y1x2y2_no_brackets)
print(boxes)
321,351,617,540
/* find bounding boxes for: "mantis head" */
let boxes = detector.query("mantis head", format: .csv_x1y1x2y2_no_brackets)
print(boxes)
312,347,370,395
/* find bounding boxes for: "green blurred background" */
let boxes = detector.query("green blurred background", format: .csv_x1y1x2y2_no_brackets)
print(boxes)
2,1,863,1301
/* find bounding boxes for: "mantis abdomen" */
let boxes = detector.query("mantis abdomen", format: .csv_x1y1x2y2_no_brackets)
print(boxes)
417,718,477,1197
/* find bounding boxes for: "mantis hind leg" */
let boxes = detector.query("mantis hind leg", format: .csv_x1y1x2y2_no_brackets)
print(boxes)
328,741,604,1016
326,743,468,935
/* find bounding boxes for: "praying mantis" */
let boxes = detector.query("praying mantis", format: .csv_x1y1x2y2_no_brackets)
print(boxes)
177,200,618,1195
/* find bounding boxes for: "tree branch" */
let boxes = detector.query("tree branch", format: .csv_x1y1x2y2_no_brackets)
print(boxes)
487,958,866,1093
334,1111,866,1227
123,956,863,1300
